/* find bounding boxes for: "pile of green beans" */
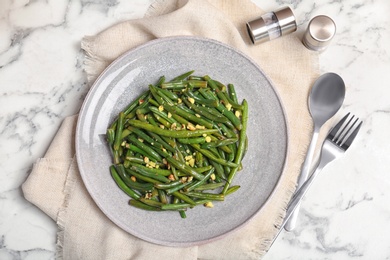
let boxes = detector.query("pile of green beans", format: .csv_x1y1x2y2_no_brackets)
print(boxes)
107,70,248,218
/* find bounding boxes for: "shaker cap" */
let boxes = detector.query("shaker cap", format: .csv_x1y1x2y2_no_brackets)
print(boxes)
303,15,336,51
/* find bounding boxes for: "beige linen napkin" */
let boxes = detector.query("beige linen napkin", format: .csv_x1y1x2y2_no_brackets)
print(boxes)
22,0,319,259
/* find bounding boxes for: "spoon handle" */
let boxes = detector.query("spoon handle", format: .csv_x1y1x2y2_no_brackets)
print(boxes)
284,129,319,231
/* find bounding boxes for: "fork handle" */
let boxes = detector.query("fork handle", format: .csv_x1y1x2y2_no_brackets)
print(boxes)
285,141,338,221
267,144,336,249
284,130,319,231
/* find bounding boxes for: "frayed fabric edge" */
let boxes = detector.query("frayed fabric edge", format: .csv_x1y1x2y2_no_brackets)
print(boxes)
81,36,109,85
55,156,78,260
256,95,319,257
257,183,296,257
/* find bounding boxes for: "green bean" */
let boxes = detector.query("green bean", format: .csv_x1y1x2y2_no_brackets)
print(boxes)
190,144,238,167
222,99,248,194
123,91,150,116
146,115,177,149
149,106,178,125
154,180,182,190
172,191,196,205
195,151,203,167
139,198,165,208
159,88,179,101
209,160,226,180
193,182,225,191
130,164,170,183
201,138,238,149
113,112,125,151
158,189,168,204
177,137,206,144
227,83,238,103
165,104,214,129
121,129,132,139
184,91,219,107
146,131,176,153
125,93,152,120
107,128,115,145
130,163,171,176
152,113,171,128
110,165,141,200
127,135,162,161
184,168,214,192
127,126,170,155
161,203,191,211
165,156,205,181
113,149,120,165
128,120,218,138
115,164,154,192
194,165,213,173
125,168,162,184
184,191,225,201
199,89,242,130
161,79,207,90
204,75,230,106
225,185,240,196
183,98,228,124
155,75,165,87
206,76,243,110
126,143,153,161
129,199,162,211
165,181,192,195
171,70,194,82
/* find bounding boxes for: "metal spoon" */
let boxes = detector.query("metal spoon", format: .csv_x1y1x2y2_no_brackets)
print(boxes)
284,72,345,231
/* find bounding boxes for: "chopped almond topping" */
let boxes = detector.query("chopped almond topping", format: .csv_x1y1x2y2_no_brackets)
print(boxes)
204,202,214,208
131,176,136,182
225,103,232,111
167,112,172,118
168,174,175,181
188,158,195,167
158,105,164,112
187,123,196,130
205,136,212,143
188,97,195,104
235,110,241,118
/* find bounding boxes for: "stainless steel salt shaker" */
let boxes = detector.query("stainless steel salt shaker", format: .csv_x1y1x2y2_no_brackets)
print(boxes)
246,6,297,44
302,15,336,51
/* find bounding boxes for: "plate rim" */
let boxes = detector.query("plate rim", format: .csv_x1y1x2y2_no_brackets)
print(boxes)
75,35,290,247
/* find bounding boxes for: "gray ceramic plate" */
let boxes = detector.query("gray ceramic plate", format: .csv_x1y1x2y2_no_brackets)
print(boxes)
76,36,288,247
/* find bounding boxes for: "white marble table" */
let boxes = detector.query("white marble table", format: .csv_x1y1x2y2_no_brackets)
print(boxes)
1,0,389,259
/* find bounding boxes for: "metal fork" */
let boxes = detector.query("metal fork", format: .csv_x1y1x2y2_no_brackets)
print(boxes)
268,113,362,248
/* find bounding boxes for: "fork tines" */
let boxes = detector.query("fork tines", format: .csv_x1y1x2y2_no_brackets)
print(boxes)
329,113,363,150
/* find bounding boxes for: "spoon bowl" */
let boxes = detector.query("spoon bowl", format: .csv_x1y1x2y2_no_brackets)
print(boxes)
310,73,346,126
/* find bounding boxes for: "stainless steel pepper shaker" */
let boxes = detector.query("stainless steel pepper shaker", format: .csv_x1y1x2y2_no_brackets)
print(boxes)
246,6,297,45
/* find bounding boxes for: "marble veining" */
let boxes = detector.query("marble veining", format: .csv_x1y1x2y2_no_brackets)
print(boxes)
1,0,390,259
